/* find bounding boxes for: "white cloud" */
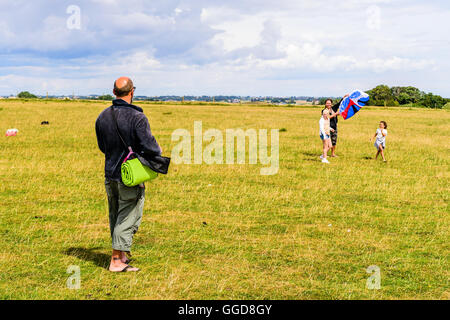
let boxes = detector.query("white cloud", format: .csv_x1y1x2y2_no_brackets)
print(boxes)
364,56,435,72
205,12,263,52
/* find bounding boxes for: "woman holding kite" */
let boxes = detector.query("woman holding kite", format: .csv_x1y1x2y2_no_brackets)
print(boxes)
322,98,341,157
321,94,349,159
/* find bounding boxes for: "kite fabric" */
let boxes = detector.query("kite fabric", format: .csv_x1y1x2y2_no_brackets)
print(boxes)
339,90,370,120
121,158,158,187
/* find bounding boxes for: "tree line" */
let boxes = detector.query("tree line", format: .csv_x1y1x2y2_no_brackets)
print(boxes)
15,87,450,109
319,85,449,109
367,85,449,109
15,91,114,100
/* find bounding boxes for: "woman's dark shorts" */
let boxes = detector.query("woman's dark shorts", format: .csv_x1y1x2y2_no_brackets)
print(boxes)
330,130,338,146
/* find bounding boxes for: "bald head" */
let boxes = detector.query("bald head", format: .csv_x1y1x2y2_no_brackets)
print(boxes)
113,77,134,98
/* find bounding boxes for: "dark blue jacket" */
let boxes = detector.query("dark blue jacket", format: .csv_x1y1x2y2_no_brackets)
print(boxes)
95,99,163,181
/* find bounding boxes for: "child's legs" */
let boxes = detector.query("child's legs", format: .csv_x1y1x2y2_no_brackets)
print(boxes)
322,139,328,158
375,142,382,158
379,145,386,160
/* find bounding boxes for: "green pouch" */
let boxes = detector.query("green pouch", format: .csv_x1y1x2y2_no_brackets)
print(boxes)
121,157,158,187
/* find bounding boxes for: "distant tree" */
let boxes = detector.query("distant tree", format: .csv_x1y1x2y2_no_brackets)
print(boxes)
443,102,450,110
97,94,114,101
391,86,423,105
318,97,337,105
17,91,37,99
367,85,395,106
420,93,445,109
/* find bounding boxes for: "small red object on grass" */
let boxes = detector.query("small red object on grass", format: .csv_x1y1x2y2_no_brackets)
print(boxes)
5,129,18,136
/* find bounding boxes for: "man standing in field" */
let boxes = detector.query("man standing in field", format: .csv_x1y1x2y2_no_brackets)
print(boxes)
95,77,162,272
322,95,348,157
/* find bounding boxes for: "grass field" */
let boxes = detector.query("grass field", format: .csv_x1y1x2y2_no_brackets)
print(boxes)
0,99,448,300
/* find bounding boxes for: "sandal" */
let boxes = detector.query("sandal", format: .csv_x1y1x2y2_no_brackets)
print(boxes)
121,265,140,272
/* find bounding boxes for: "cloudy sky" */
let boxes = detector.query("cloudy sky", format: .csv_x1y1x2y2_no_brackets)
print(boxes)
0,0,449,97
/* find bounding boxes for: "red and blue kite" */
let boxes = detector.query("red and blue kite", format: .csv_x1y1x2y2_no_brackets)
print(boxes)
339,90,370,120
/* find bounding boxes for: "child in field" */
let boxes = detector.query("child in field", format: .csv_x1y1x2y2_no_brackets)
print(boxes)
372,121,388,162
319,109,335,164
